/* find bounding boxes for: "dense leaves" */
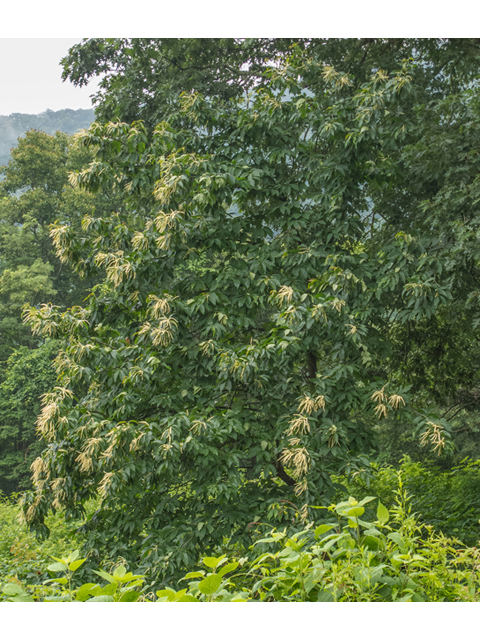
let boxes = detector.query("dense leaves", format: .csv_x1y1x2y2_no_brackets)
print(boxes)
15,39,480,580
0,130,125,492
0,343,58,494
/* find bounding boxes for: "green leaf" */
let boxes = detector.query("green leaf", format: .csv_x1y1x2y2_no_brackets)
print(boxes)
202,555,226,569
44,577,68,585
10,594,35,602
69,558,87,572
357,496,376,507
218,562,239,578
198,574,222,595
47,562,68,572
88,595,115,602
75,583,98,602
346,506,364,518
113,566,127,579
66,550,80,564
362,535,382,550
119,590,141,602
314,524,335,538
182,571,205,580
92,569,117,584
2,583,25,596
377,502,390,525
156,588,177,601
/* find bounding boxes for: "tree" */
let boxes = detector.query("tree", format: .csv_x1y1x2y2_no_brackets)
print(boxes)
0,108,94,166
0,130,126,493
21,41,480,582
0,342,58,494
0,129,124,359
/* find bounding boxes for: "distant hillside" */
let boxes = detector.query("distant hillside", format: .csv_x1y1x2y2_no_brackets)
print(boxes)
0,108,95,167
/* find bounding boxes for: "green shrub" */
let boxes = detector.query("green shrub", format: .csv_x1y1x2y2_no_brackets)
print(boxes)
3,483,480,602
0,492,98,585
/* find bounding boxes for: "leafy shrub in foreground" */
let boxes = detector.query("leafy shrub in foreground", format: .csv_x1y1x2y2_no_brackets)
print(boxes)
2,481,480,602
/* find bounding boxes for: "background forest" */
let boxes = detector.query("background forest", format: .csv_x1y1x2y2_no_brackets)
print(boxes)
2,37,480,602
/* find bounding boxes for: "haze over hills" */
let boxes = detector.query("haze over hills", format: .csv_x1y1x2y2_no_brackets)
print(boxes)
0,108,95,167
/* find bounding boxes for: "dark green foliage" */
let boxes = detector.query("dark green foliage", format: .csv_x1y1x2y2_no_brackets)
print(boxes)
338,456,480,546
14,38,480,581
0,129,125,494
0,342,58,494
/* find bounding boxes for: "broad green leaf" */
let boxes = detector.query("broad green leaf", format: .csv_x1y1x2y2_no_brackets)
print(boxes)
75,583,97,602
346,506,365,518
69,558,87,572
156,588,177,601
198,574,222,595
362,535,382,551
113,565,127,579
93,569,117,584
10,594,35,602
202,555,226,569
377,502,390,525
357,496,376,507
176,594,200,602
119,590,141,602
47,562,68,572
2,583,25,596
182,571,205,580
44,577,68,585
314,524,335,538
218,562,239,578
88,595,115,602
66,550,80,564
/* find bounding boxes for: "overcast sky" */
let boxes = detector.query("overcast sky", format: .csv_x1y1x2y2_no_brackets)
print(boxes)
0,39,102,116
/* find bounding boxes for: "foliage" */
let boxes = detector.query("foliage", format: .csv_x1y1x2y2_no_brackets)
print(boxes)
0,491,97,586
371,407,480,468
61,38,480,133
0,129,126,494
3,487,480,601
20,41,480,575
0,108,94,167
338,456,480,546
0,342,58,494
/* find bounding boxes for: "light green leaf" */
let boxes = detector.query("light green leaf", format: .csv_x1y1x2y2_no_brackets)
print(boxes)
69,558,87,572
202,555,226,569
118,590,141,602
47,562,68,572
92,569,116,584
66,550,80,564
346,506,364,518
198,574,222,595
377,502,390,525
314,524,335,538
2,583,25,596
182,571,205,580
218,562,239,578
75,583,98,602
113,566,127,579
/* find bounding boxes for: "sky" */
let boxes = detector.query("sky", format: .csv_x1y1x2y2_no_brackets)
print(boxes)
0,39,102,116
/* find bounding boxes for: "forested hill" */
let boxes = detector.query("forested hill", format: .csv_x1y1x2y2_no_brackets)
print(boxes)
0,108,95,166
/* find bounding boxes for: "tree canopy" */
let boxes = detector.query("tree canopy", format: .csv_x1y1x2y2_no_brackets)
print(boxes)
20,39,480,579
